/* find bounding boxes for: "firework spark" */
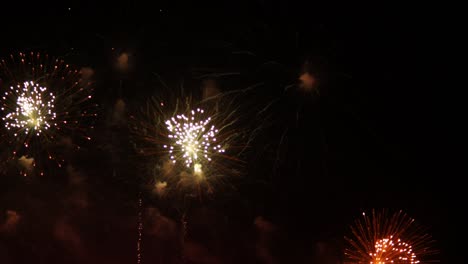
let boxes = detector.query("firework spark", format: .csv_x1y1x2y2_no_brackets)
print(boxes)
137,195,143,264
371,236,418,263
2,81,56,136
0,52,96,176
164,108,225,170
344,210,438,264
132,91,250,198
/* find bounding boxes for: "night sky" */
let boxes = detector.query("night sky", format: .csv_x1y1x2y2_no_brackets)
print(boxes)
0,1,453,263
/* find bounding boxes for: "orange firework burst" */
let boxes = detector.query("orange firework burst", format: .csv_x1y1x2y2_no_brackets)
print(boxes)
0,52,97,176
344,210,438,264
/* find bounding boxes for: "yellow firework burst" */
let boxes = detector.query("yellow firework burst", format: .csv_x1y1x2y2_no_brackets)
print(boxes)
344,210,438,264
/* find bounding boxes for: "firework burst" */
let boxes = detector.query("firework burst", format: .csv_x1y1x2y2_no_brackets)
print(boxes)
132,89,251,198
164,107,225,168
344,209,438,264
0,52,97,176
3,81,56,136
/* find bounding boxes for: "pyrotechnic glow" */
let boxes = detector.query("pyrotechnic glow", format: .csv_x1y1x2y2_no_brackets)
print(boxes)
163,108,225,170
345,210,437,264
194,163,203,175
2,81,56,136
370,236,419,264
132,92,251,198
0,52,97,176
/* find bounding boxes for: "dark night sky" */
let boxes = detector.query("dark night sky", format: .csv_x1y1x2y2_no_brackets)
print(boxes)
1,1,454,263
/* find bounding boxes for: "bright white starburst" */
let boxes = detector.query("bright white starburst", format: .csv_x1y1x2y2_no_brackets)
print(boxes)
163,108,225,168
2,81,56,136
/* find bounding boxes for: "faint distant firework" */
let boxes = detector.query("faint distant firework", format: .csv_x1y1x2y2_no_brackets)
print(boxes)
344,209,438,263
0,52,97,176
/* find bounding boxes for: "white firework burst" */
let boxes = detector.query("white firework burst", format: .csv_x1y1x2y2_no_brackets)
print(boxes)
163,108,225,170
2,81,56,137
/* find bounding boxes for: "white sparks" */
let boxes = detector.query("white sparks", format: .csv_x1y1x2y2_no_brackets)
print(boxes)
164,108,224,169
2,81,56,136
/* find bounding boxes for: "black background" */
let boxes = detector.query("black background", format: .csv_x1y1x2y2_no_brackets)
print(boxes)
0,1,454,263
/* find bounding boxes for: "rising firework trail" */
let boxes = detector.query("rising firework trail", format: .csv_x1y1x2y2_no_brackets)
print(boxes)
136,193,143,264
